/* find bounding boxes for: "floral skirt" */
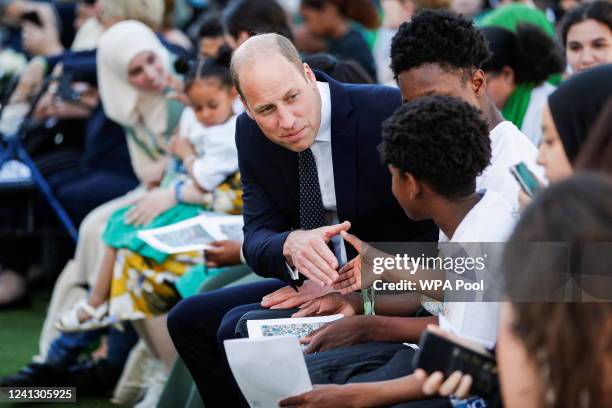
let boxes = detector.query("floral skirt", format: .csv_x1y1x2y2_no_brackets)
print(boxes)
108,248,204,321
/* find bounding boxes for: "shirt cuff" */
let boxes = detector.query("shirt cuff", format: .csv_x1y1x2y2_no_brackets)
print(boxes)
285,262,300,280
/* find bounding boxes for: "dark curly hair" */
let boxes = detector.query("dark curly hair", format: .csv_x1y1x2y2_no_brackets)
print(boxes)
380,95,491,199
482,24,565,85
390,10,491,79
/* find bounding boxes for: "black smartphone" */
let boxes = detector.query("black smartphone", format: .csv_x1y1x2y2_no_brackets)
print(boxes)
510,162,540,198
412,330,499,399
22,11,43,27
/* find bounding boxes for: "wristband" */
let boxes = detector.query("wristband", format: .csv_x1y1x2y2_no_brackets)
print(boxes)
361,287,376,316
174,180,185,203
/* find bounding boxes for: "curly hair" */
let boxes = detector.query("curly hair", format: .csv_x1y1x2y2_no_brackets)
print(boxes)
379,95,491,198
390,10,491,79
482,24,565,85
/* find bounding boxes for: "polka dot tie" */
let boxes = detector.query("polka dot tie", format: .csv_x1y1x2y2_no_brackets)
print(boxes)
298,148,327,230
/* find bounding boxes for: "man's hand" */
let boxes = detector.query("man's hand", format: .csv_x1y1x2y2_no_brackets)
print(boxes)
279,384,365,408
205,240,242,267
261,280,334,309
283,221,351,286
292,292,362,317
301,316,369,354
125,188,176,226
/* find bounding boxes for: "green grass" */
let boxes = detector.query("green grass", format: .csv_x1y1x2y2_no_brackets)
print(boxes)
0,290,120,408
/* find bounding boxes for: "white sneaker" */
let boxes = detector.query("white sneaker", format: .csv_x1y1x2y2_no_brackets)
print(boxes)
133,358,168,408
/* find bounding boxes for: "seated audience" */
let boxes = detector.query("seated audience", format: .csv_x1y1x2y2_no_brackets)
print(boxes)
56,48,240,334
167,32,438,408
298,0,379,80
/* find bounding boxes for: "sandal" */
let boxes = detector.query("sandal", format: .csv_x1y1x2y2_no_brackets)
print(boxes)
55,298,111,333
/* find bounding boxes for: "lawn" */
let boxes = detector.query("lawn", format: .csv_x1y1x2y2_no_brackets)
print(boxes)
0,289,120,408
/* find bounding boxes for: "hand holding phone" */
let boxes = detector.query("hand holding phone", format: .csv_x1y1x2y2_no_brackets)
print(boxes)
413,326,499,399
510,162,541,198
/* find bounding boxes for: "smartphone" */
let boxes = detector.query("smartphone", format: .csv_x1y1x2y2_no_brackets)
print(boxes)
510,162,540,198
412,330,499,399
22,11,43,27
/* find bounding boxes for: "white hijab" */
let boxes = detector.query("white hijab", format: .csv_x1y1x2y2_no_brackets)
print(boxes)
97,20,169,132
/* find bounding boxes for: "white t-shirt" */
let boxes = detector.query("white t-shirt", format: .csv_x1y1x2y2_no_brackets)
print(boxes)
177,108,239,191
521,82,556,146
477,121,544,214
437,189,517,349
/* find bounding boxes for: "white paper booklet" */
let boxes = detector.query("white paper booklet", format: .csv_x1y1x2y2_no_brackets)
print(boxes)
224,336,313,408
137,213,243,254
247,315,343,339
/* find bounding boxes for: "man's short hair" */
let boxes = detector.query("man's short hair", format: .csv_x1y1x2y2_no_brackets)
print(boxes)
230,33,303,100
380,95,491,199
390,10,491,79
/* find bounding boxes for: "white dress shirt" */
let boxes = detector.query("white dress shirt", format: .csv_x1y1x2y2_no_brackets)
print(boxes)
287,81,347,280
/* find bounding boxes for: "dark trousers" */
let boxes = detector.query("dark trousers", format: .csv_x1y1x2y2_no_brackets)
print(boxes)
317,346,451,408
167,279,286,407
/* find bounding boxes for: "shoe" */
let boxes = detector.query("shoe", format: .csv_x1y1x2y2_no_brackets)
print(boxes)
134,358,168,408
62,359,123,397
111,341,152,406
55,298,111,332
0,362,69,387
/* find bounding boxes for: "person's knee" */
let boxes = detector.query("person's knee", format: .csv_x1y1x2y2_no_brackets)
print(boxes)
167,297,199,340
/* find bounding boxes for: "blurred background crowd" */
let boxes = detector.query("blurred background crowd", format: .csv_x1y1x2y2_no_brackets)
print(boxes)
0,0,610,407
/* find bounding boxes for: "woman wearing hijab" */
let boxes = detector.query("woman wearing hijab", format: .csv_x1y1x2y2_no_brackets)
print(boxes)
538,63,612,182
517,64,612,208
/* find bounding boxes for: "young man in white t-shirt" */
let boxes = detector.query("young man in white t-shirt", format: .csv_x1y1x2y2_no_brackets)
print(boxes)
391,10,542,213
281,95,516,407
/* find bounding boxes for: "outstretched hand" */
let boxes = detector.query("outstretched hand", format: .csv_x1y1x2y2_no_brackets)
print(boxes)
333,231,366,294
283,221,351,286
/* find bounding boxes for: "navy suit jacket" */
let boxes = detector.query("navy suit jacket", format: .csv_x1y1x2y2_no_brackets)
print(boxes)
236,72,438,283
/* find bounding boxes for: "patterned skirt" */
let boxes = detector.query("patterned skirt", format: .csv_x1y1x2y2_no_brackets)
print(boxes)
108,248,204,321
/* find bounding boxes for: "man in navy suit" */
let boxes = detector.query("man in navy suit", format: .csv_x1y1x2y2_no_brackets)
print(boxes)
167,34,436,407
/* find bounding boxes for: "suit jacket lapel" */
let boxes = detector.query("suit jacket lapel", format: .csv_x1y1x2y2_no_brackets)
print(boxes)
325,74,358,223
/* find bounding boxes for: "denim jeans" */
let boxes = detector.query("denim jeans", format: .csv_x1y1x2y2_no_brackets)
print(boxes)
46,324,138,368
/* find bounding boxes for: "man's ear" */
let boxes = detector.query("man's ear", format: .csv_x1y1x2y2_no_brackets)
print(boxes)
405,172,421,200
240,96,253,119
471,69,487,97
303,62,317,85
